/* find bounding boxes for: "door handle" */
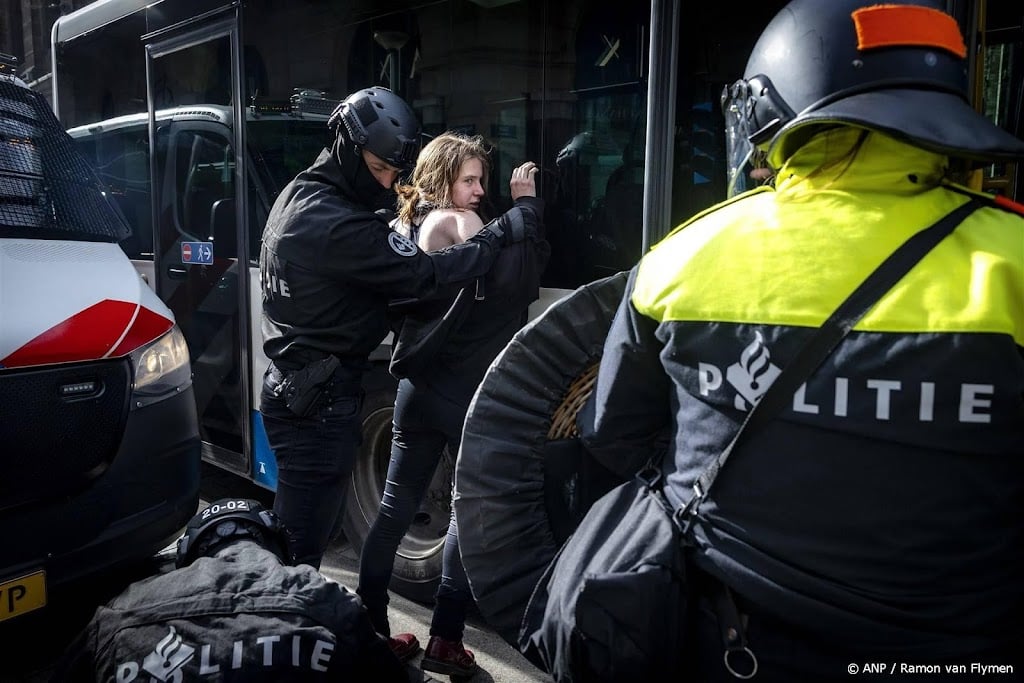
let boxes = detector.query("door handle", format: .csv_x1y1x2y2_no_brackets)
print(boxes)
167,266,188,279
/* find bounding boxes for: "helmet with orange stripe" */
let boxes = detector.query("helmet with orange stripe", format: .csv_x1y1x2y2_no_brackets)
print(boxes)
722,0,1024,195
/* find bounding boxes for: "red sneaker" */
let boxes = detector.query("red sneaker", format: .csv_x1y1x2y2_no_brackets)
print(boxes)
421,635,478,678
387,632,420,662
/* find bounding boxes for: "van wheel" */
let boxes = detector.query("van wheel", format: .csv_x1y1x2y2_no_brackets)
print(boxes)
341,388,449,604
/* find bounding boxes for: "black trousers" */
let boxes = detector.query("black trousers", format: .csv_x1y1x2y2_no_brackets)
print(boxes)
357,377,473,642
260,362,363,569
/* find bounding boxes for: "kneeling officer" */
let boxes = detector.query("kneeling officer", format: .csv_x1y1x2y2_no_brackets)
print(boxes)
55,498,409,682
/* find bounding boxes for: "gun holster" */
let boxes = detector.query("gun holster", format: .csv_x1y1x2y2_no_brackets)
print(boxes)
279,356,341,417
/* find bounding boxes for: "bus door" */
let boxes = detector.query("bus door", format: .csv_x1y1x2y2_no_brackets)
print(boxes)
146,21,252,477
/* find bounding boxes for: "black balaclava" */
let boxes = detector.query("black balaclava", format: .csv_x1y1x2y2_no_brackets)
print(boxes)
332,126,395,210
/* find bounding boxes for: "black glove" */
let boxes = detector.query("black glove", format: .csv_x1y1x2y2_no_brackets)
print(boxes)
478,196,545,246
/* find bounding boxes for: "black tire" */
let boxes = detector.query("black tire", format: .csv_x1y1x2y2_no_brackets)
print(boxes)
454,272,629,646
340,377,450,605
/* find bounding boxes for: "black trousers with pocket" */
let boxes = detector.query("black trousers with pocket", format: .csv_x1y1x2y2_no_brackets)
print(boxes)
260,361,364,569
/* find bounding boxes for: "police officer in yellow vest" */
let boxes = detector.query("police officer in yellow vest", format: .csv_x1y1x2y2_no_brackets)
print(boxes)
580,0,1024,679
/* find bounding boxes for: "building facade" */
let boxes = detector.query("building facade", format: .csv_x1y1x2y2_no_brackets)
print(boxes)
2,0,82,102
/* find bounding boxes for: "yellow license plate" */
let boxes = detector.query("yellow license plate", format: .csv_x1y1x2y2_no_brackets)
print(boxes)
0,570,47,623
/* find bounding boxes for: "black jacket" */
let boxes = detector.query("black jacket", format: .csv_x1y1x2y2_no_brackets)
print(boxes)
389,201,549,405
54,542,409,682
260,149,539,370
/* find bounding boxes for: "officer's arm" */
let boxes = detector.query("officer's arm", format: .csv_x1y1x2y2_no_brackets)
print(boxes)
323,199,541,299
331,587,409,683
579,266,672,479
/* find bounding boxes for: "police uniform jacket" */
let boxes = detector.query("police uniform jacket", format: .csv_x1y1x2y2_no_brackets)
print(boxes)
54,541,408,681
260,148,529,371
581,128,1024,660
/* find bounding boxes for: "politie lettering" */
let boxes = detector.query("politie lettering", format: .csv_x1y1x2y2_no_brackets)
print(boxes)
262,271,290,298
114,633,334,681
698,363,994,424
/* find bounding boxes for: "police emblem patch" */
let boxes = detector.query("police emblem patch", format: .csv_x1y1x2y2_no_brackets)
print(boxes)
388,231,418,257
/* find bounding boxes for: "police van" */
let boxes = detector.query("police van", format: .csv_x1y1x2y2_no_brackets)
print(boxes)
0,54,201,624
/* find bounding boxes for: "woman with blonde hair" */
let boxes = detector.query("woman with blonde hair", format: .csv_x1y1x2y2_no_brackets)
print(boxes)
394,133,491,248
358,132,549,678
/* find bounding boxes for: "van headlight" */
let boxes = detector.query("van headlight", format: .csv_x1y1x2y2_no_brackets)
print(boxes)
130,325,192,409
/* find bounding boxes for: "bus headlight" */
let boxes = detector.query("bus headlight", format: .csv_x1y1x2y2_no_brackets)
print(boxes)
129,325,192,409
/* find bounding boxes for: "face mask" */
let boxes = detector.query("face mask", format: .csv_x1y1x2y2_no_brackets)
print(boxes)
333,134,396,209
353,160,396,210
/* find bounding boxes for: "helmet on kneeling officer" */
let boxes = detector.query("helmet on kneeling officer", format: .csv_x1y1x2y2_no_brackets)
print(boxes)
55,498,411,682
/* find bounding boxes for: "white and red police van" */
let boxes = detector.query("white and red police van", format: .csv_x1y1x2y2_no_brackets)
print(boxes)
0,56,201,626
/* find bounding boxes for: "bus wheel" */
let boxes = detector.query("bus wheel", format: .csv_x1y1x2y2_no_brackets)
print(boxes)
341,388,448,604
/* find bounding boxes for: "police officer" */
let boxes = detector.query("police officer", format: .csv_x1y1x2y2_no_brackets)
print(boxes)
54,499,410,682
259,87,539,571
579,0,1024,680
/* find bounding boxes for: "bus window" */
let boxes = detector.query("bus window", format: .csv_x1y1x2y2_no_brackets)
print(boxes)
246,118,333,261
978,1,1023,199
174,131,234,244
239,0,653,292
153,41,232,109
52,11,148,128
245,118,332,195
670,3,785,226
74,124,153,259
550,5,650,285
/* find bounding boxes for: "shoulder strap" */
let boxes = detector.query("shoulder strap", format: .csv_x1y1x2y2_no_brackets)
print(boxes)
389,215,421,244
677,199,982,523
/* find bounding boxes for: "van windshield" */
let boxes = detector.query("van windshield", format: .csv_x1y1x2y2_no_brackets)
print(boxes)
0,80,129,242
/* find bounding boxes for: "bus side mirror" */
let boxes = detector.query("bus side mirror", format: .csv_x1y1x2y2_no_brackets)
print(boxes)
210,198,236,259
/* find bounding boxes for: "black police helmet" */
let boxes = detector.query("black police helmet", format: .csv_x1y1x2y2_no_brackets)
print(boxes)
175,498,291,568
327,86,421,171
730,0,1024,169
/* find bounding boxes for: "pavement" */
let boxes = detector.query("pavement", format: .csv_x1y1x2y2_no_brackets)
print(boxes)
319,540,548,683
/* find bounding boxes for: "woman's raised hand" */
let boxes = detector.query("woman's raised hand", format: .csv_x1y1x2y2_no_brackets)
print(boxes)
510,161,539,200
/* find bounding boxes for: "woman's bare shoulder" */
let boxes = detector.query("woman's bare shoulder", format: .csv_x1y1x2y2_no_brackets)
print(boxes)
419,209,484,249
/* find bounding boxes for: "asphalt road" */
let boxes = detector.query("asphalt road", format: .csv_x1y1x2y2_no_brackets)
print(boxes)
1,463,548,683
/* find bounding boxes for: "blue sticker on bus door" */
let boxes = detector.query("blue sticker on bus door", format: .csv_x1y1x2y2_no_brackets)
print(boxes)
181,241,213,264
252,410,278,490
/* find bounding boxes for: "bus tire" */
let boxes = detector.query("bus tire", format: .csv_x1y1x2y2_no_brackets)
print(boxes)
341,384,450,605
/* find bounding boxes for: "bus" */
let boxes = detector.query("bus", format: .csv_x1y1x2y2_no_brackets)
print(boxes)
50,0,1023,600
